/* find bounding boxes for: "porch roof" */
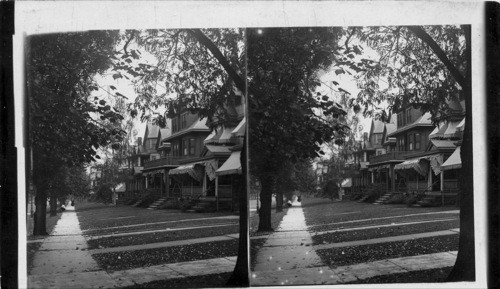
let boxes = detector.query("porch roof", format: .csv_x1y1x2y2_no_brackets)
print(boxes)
216,151,241,176
169,162,205,182
441,146,461,171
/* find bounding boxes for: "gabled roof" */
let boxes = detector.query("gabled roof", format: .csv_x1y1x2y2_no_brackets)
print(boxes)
159,128,170,139
428,139,457,151
201,144,232,157
164,117,210,141
387,112,433,137
146,122,159,139
372,119,385,134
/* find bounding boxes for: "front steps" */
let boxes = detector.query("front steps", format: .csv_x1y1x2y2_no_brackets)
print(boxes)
373,193,393,205
147,197,168,210
130,199,142,207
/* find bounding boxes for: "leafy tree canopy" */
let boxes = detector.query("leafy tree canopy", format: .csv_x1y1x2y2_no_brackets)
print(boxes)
112,29,245,128
27,31,126,166
332,26,466,122
247,27,350,174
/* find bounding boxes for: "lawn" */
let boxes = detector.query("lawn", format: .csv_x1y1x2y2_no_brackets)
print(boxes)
87,225,239,249
93,239,238,271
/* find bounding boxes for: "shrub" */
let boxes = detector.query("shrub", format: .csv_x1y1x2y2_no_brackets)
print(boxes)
362,184,385,203
404,192,425,207
386,193,405,204
137,193,157,208
158,198,180,210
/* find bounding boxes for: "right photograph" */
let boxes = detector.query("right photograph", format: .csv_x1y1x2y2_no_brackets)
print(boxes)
247,25,473,286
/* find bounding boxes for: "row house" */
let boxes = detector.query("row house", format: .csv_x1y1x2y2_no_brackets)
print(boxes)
129,93,245,211
352,100,464,205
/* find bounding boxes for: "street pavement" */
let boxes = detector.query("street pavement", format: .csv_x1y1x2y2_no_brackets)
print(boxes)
28,200,459,288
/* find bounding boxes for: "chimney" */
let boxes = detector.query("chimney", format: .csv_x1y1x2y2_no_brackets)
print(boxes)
137,137,142,146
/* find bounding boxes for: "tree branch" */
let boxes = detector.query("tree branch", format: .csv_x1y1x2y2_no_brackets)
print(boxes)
406,26,466,88
186,29,246,94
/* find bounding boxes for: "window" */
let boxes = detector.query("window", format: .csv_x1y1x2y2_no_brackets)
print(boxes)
181,113,187,129
172,117,178,133
398,113,403,127
149,139,155,149
189,138,196,155
172,142,179,156
406,108,412,124
375,134,383,145
408,134,414,150
183,139,188,156
415,133,421,150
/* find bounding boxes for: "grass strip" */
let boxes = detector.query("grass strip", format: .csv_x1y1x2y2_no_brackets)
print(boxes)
250,238,267,271
84,219,238,236
312,219,459,245
121,272,232,288
316,234,458,267
87,225,239,249
302,198,457,228
250,207,289,237
347,267,453,284
308,214,458,233
93,239,238,271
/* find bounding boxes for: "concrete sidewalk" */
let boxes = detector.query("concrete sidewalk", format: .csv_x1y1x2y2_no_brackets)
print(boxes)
29,205,119,288
251,251,458,285
253,199,325,272
29,256,236,288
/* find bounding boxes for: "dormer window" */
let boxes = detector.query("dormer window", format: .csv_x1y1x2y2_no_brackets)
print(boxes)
406,108,412,124
181,113,187,129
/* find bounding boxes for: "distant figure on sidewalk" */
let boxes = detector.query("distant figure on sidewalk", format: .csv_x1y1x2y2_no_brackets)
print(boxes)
286,200,293,207
71,200,75,206
297,195,302,202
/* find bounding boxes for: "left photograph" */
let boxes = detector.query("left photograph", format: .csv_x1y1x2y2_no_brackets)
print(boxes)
26,29,248,288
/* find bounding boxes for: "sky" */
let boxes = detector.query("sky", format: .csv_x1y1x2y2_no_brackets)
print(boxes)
91,30,384,160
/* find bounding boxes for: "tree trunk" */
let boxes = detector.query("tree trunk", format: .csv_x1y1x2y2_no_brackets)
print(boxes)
275,190,283,213
226,137,249,286
258,174,274,232
49,191,57,216
447,24,475,282
33,186,48,235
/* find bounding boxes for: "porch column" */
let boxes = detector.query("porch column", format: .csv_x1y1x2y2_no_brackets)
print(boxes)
215,176,219,211
371,171,374,184
386,168,389,193
440,170,445,206
428,167,432,191
202,173,207,197
391,165,396,193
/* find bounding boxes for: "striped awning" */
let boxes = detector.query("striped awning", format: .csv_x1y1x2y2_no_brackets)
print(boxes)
169,162,205,182
204,129,223,145
395,157,428,176
441,146,461,171
232,117,246,137
216,151,241,176
219,126,236,144
428,154,444,175
143,169,163,177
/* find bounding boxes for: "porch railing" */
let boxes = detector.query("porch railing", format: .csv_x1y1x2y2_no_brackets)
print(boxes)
143,156,186,169
369,151,411,164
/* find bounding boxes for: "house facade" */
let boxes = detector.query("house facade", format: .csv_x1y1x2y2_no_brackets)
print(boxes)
126,92,245,211
349,101,464,206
